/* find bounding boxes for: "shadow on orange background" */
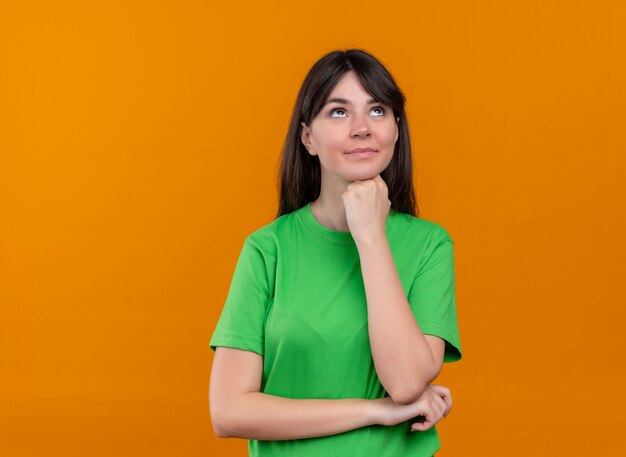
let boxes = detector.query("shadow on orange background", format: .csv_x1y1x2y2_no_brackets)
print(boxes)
1,1,625,456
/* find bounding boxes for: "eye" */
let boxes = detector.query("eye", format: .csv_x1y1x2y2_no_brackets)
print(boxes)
371,105,386,116
329,105,387,118
330,107,347,118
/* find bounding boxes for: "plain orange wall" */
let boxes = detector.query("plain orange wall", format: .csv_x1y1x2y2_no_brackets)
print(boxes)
1,1,625,456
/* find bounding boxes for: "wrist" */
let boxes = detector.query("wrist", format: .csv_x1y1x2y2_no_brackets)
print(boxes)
354,231,387,250
367,398,385,426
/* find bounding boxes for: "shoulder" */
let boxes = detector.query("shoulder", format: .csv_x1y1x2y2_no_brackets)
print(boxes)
243,208,302,256
389,210,453,245
386,212,456,280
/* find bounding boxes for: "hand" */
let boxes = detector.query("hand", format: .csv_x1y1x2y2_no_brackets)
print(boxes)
428,384,453,419
341,174,391,246
372,384,452,432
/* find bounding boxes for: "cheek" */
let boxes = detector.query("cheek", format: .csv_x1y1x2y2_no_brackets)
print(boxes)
316,132,345,153
379,130,396,147
383,126,398,145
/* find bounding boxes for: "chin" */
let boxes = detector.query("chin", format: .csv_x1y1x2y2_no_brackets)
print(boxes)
344,170,384,181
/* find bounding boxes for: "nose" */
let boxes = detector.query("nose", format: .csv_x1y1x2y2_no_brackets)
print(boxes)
350,112,371,138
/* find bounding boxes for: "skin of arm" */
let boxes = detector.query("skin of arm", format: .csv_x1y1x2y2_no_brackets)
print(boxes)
210,347,380,440
341,175,448,405
215,392,379,440
355,233,446,405
210,347,451,440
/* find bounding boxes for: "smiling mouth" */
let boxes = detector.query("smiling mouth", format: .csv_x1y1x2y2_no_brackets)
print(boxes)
347,148,377,154
346,150,377,157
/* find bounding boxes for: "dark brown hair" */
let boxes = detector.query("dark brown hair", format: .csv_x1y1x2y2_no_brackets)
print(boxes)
276,48,418,218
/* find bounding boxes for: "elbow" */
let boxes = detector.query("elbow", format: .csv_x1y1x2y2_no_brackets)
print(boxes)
389,381,429,405
212,421,231,439
210,405,235,438
428,360,443,383
389,361,443,405
389,362,442,405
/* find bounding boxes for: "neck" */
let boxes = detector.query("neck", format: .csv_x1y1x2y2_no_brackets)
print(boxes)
311,177,351,232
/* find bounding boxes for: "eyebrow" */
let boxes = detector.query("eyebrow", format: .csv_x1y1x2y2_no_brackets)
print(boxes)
324,97,379,106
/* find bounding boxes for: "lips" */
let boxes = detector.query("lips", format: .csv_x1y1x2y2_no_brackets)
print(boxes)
347,148,376,154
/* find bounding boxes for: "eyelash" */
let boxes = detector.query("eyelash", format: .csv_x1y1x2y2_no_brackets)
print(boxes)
330,105,386,117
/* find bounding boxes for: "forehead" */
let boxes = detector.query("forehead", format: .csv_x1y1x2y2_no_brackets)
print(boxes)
325,71,375,103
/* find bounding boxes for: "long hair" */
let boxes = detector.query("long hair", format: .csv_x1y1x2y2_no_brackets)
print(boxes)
276,48,418,218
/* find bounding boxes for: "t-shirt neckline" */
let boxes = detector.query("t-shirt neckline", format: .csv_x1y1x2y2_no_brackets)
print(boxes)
297,202,396,246
298,202,354,245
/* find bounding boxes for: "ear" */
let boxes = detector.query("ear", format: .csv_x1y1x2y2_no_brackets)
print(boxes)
300,121,316,155
394,118,399,143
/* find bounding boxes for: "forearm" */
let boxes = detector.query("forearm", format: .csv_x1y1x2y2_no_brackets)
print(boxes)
357,235,437,403
215,392,378,440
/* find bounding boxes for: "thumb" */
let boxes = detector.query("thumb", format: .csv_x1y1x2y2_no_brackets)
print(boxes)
411,417,434,432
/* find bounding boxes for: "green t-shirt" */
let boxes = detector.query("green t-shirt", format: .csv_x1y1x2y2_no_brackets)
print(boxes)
209,202,462,457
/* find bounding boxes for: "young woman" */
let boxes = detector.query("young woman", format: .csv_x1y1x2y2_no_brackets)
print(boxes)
208,48,463,457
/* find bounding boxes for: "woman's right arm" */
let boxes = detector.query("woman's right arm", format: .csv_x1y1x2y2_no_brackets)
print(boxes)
209,347,449,441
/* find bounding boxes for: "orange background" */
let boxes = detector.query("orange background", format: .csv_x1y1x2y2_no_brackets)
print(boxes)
1,1,625,456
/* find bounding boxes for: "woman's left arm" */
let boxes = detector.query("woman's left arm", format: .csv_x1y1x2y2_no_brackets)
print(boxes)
356,235,446,405
343,175,448,405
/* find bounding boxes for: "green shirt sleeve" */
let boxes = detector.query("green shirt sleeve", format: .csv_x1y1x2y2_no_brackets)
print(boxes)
209,236,270,356
407,228,462,363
